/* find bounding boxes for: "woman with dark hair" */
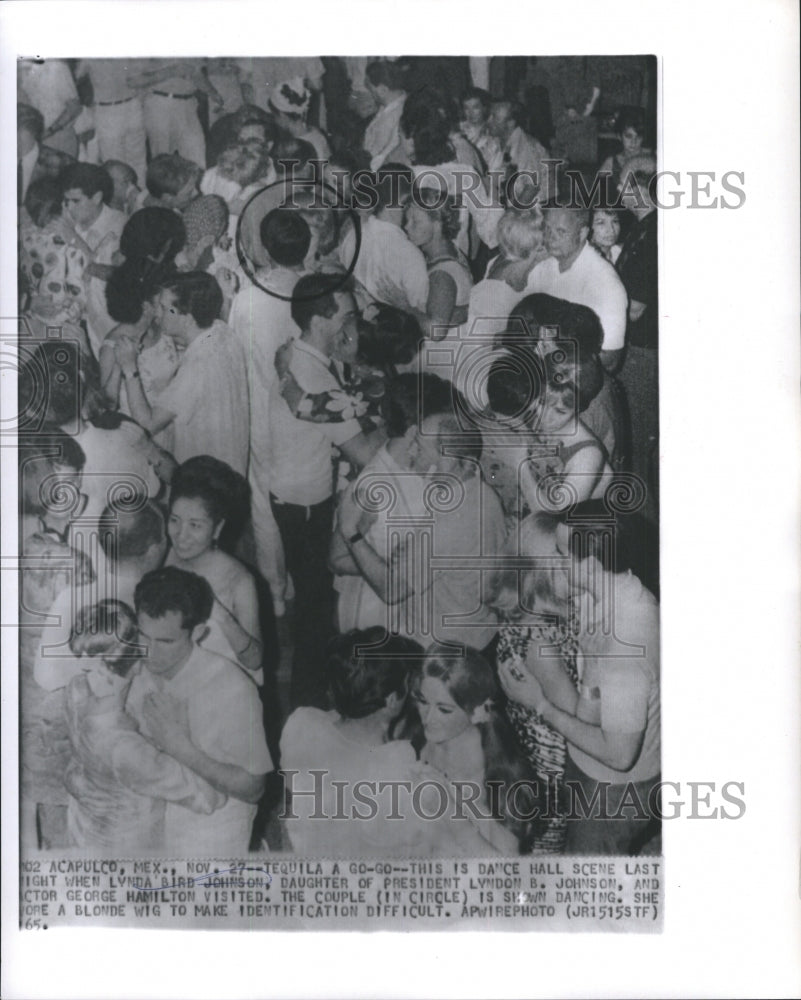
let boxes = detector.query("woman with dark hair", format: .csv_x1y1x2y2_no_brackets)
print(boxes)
597,106,652,195
406,646,542,854
118,206,186,268
496,506,661,855
279,628,424,856
499,293,628,471
100,261,178,432
165,467,263,678
485,347,614,516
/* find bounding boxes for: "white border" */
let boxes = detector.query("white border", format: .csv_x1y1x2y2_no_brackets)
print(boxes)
2,2,800,997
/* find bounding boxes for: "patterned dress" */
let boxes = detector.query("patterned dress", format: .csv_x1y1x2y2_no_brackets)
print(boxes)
497,615,579,854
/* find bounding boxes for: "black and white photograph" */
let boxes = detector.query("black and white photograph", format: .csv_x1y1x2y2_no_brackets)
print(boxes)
2,1,799,998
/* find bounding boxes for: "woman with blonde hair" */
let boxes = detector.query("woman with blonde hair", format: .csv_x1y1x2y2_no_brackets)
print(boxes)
457,207,548,408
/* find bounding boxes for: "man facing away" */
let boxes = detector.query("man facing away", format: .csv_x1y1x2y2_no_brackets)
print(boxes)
126,567,272,854
229,209,311,617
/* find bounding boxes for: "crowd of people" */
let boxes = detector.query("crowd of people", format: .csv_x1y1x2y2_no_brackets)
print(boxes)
17,56,660,858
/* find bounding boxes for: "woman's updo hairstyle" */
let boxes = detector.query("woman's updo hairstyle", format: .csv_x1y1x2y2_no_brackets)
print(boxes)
170,455,250,552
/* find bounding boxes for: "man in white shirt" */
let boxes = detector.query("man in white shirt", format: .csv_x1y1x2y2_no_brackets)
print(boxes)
60,163,127,357
126,567,272,854
340,164,429,314
229,209,311,616
116,272,249,474
336,395,506,653
363,61,407,171
524,204,628,372
269,274,384,707
487,100,554,205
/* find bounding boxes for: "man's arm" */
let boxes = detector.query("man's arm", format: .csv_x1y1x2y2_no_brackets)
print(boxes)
112,731,226,814
337,427,386,470
156,740,266,803
143,693,267,803
329,525,359,575
336,484,417,603
498,659,647,771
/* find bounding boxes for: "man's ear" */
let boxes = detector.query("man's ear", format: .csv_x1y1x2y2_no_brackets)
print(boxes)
190,623,209,645
91,190,104,208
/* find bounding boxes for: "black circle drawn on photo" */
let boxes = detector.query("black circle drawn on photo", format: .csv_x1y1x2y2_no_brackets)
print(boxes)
235,176,362,302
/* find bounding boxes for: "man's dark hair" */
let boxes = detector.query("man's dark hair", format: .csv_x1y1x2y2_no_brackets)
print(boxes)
145,153,198,199
365,60,405,92
260,208,311,267
461,87,492,113
19,427,86,517
290,272,346,332
161,271,222,329
98,499,166,561
380,372,453,438
134,566,213,631
507,293,603,360
60,163,113,205
328,628,422,719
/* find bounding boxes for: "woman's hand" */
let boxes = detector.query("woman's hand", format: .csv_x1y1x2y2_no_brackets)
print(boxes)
497,658,550,714
143,692,193,757
114,336,139,374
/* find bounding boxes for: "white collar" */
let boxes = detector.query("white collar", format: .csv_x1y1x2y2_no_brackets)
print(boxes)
294,338,331,366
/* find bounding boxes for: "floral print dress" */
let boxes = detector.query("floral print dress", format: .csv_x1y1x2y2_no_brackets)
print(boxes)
497,614,580,854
